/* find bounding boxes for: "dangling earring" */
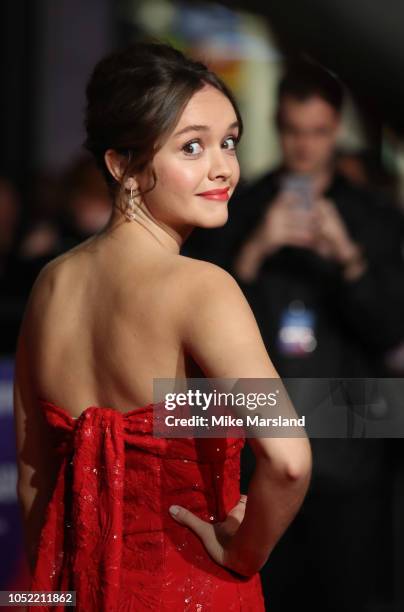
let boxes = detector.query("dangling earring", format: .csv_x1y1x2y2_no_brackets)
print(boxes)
125,185,137,222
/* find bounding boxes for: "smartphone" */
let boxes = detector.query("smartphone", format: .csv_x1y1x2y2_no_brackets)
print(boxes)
280,174,314,211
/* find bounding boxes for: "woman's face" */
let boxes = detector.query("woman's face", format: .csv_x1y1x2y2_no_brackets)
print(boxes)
138,84,240,231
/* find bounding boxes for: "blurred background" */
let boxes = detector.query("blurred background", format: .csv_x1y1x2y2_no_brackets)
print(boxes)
1,1,404,610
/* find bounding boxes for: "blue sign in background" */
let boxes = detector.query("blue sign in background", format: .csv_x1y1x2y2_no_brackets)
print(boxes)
0,358,28,592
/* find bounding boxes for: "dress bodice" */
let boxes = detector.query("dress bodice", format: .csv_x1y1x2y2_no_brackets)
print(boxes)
28,400,264,612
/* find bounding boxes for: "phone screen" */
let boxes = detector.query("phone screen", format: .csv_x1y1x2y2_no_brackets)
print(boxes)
280,174,314,211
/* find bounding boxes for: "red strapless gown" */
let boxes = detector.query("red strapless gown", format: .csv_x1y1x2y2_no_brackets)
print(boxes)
29,400,266,611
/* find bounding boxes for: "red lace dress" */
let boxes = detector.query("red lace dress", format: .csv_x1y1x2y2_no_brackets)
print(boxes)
29,400,266,611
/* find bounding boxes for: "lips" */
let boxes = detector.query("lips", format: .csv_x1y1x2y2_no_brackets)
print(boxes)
196,187,230,201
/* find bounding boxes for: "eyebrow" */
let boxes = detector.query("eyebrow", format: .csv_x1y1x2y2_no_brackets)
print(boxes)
174,121,240,138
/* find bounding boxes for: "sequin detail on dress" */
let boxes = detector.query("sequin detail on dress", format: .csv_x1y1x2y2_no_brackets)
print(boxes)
29,400,265,611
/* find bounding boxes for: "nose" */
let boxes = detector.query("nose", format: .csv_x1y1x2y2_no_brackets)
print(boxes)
207,148,233,182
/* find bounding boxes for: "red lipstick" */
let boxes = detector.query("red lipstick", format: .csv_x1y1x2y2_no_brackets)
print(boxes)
196,187,230,201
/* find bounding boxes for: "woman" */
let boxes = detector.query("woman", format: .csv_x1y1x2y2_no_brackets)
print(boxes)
14,43,312,611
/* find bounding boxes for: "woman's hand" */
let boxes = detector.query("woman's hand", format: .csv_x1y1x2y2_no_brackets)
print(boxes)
169,495,250,575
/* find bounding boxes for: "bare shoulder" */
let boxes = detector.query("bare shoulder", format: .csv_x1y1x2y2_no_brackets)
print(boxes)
174,254,243,302
24,255,62,310
19,247,80,337
168,255,256,341
24,238,92,306
173,255,274,375
175,254,256,322
175,256,255,326
170,254,256,327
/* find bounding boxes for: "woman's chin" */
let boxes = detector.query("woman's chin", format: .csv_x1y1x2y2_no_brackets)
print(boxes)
191,204,229,229
196,211,229,229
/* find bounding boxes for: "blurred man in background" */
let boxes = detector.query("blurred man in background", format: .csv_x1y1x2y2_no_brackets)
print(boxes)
184,62,404,611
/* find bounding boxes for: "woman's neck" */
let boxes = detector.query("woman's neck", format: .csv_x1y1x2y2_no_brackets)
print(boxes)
98,202,191,256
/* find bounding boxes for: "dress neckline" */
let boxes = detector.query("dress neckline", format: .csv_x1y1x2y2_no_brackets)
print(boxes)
38,397,155,421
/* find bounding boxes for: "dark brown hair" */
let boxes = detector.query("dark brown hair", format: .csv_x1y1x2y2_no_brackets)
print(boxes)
277,61,344,126
84,41,243,210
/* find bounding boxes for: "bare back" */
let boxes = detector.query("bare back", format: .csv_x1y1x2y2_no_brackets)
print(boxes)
21,234,203,418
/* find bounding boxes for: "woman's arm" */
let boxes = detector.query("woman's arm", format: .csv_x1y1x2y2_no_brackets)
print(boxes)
13,289,61,575
175,261,312,576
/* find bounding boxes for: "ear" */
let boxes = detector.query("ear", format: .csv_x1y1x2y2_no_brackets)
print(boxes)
104,150,141,193
104,149,129,184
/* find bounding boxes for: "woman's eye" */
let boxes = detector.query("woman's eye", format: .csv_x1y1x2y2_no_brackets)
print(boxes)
181,136,238,156
223,136,238,150
182,141,203,155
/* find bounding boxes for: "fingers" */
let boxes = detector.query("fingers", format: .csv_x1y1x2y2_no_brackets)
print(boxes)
169,505,225,563
275,192,300,208
169,496,247,534
169,505,210,539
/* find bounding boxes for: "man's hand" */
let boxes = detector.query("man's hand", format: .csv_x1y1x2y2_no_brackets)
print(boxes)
254,192,318,255
234,192,318,281
313,198,367,280
313,198,355,261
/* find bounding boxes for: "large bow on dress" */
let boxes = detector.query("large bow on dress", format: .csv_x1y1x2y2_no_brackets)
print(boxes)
29,401,160,612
